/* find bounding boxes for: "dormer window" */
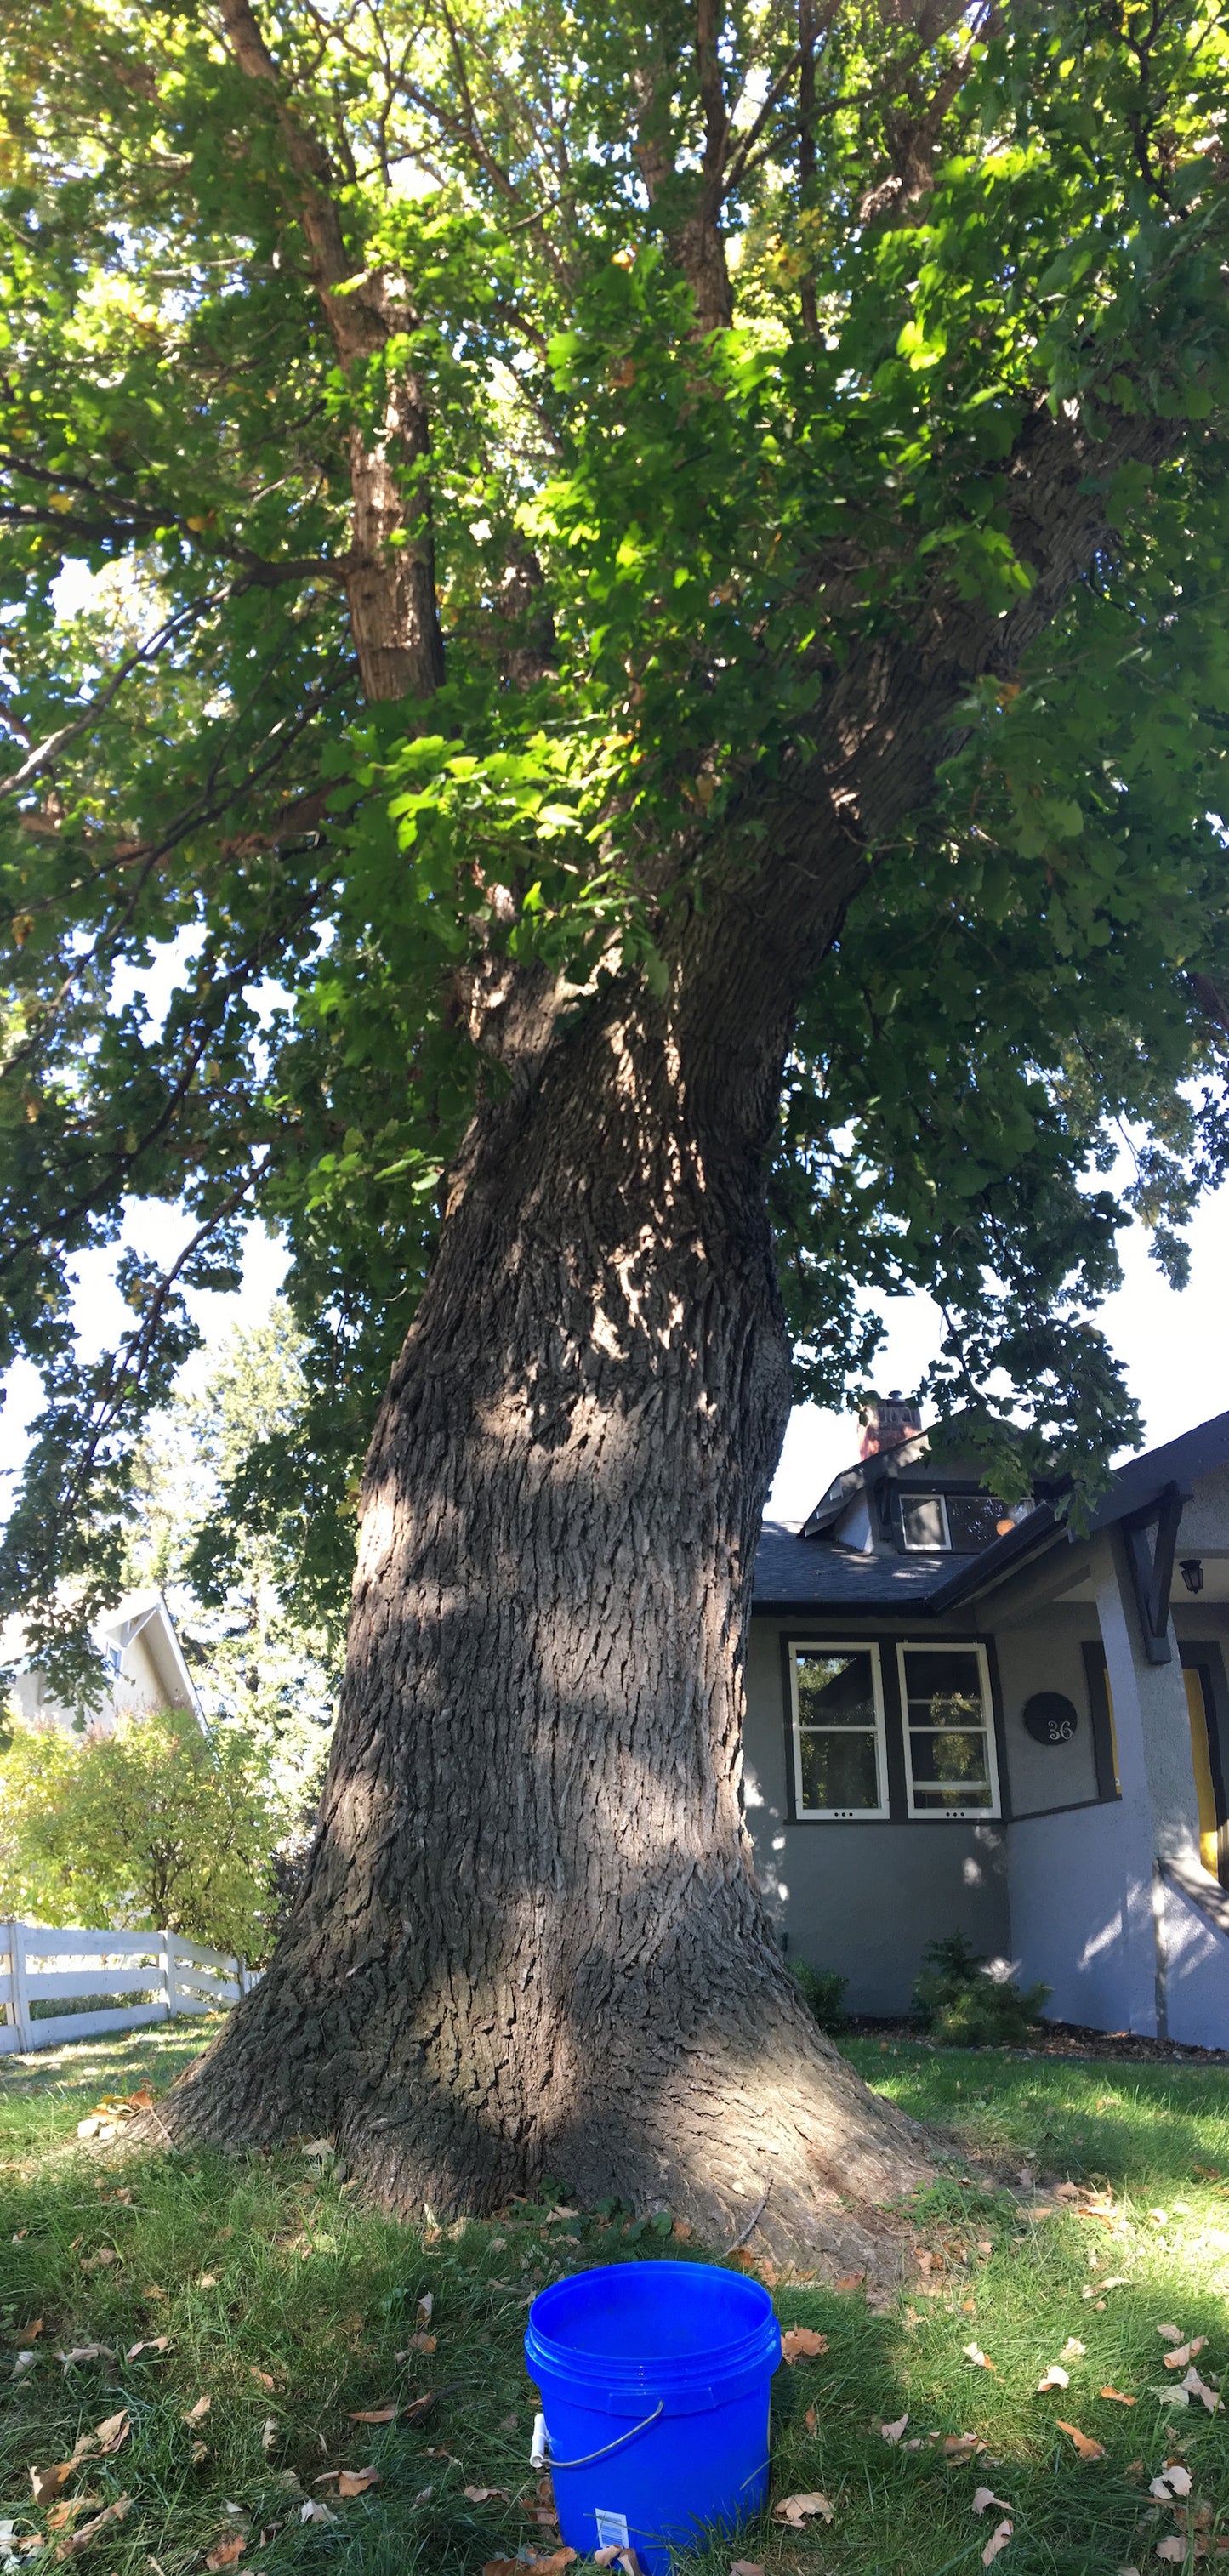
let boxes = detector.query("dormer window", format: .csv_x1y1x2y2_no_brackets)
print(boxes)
899,1492,1029,1553
900,1493,949,1550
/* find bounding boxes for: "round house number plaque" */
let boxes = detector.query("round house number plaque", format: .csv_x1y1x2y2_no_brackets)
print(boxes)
1022,1691,1078,1746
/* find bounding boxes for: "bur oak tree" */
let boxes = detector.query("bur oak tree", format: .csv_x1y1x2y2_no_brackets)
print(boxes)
3,0,1229,2264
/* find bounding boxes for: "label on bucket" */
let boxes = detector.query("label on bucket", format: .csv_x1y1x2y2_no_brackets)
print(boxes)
595,2512,629,2549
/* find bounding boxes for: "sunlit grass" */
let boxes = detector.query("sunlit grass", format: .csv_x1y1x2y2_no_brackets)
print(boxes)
2,2024,1227,2576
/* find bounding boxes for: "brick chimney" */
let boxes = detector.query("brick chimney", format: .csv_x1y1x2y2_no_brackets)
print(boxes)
858,1389,923,1461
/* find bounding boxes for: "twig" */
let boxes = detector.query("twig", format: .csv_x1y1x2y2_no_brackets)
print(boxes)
721,2179,772,2255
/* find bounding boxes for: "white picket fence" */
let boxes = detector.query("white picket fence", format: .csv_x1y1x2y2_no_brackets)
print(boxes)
0,1921,259,2056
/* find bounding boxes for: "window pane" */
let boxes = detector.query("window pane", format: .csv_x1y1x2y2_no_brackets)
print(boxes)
795,1650,877,1729
946,1494,1013,1552
908,1728,990,1789
902,1648,984,1724
901,1494,947,1550
799,1728,880,1811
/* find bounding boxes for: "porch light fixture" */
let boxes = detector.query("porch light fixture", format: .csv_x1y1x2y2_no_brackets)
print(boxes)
1180,1557,1205,1595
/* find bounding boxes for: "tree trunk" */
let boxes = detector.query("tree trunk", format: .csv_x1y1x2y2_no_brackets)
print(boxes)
165,889,928,2276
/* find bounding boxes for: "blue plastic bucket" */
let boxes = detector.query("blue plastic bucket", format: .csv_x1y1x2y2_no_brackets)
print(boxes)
525,2261,780,2575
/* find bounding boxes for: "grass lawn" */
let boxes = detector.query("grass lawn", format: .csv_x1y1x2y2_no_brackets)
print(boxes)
3,2022,1228,2576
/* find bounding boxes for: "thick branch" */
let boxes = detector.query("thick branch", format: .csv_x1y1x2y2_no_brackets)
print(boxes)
218,0,444,702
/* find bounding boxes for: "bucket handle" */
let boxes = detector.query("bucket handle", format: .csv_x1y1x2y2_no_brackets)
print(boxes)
537,2399,665,2471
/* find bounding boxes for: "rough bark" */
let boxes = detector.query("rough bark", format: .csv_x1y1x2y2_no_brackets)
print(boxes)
219,0,444,703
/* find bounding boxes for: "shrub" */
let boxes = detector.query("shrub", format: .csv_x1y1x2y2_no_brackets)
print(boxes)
790,1959,848,2032
913,1930,1050,2046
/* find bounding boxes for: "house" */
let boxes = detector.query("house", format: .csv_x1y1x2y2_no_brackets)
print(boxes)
746,1401,1229,2047
2,1589,205,1737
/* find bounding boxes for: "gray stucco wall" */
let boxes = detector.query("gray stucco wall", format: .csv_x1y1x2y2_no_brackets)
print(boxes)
743,1617,1010,2013
1008,1800,1153,2030
993,1607,1100,1815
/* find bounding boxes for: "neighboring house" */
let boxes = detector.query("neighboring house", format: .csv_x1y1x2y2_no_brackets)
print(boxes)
1,1589,205,1737
748,1401,1229,2046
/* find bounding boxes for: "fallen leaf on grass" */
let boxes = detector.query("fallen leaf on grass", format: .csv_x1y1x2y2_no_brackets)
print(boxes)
1061,2339,1086,2358
773,2494,834,2526
248,2369,276,2392
396,2335,436,2357
982,2522,1012,2567
972,2493,1013,2518
45,2503,99,2534
30,2467,73,2505
1157,2326,1184,2343
54,2496,130,2560
88,2414,128,2458
141,2286,167,2304
1163,2340,1206,2370
673,2223,693,2242
942,2434,985,2462
337,2471,379,2499
1037,2367,1069,2392
417,2294,434,2325
261,2421,278,2456
127,2340,169,2362
190,2443,209,2465
183,2397,211,2425
197,2276,219,2292
964,2343,999,2374
346,2405,400,2425
12,2354,37,2380
402,2392,437,2425
1154,2543,1187,2564
834,2272,864,2293
780,2330,827,2364
1152,2468,1193,2499
19,2323,43,2342
1055,2420,1105,2460
299,2505,337,2528
803,2404,817,2436
463,2488,510,2505
879,2414,908,2444
57,2348,115,2373
729,2562,764,2575
1181,2368,1223,2414
1101,2388,1136,2406
205,2537,245,2569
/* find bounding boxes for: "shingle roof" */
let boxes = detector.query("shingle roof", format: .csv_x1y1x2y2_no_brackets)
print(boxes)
754,1407,1229,1618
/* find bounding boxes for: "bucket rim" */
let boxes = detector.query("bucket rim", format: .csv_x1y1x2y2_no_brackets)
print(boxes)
525,2260,780,2396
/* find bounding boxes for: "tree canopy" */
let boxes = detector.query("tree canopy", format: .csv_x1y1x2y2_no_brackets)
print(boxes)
3,0,1229,1688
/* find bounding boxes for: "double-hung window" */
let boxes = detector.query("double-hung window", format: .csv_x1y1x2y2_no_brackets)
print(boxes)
788,1643,889,1820
896,1641,1000,1818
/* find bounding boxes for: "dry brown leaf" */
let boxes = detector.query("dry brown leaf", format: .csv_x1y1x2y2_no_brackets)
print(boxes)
780,2329,828,2364
804,2404,817,2435
1037,2367,1069,2392
30,2466,73,2505
417,2293,434,2324
1157,2325,1184,2342
127,2340,169,2362
337,2468,380,2499
942,2435,986,2461
1155,2543,1187,2565
982,2520,1013,2567
346,2405,400,2425
197,2276,219,2292
1152,2468,1193,2499
190,2443,209,2465
834,2272,864,2294
248,2369,276,2392
299,2503,337,2528
730,2562,764,2575
205,2536,245,2569
57,2347,116,2372
54,2495,130,2559
464,2488,511,2505
402,2392,437,2425
1100,2387,1136,2405
673,2222,693,2242
1164,2340,1207,2370
396,2334,436,2357
1055,2420,1105,2461
20,2322,43,2341
880,2414,909,2444
772,2493,834,2527
142,2286,167,2303
1182,2368,1223,2414
91,2413,129,2458
261,2420,279,2455
45,2501,100,2533
184,2397,211,2425
1061,2339,1086,2358
963,2342,999,2374
972,2492,1012,2517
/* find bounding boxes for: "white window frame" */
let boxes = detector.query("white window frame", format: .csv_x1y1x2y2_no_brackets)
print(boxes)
788,1640,890,1822
900,1491,952,1551
896,1639,1001,1821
